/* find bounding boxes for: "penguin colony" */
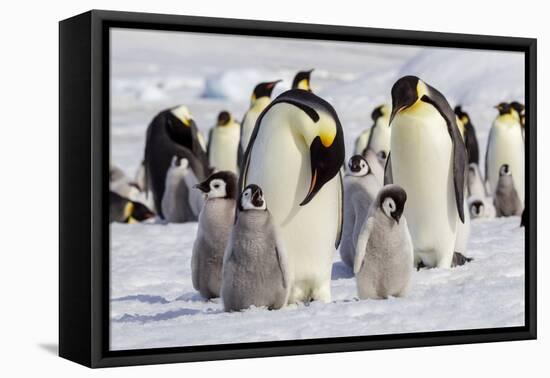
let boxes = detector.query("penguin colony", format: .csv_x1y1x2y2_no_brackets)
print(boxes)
110,69,526,311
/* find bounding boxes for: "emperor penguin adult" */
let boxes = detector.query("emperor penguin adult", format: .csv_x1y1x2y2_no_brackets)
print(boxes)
238,80,281,164
144,105,209,218
386,75,469,268
110,191,155,224
354,185,413,299
292,69,314,92
454,106,480,165
240,89,345,303
340,155,382,268
221,184,290,312
363,104,392,158
485,102,525,202
207,110,240,174
510,101,526,140
191,171,238,299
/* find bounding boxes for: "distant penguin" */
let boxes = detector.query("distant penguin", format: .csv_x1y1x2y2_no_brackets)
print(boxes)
354,184,413,299
468,197,496,219
387,76,469,268
207,111,240,174
354,128,371,156
467,163,487,198
241,89,345,303
144,105,209,219
191,171,238,299
340,155,382,268
363,104,391,158
454,106,480,165
510,101,526,140
110,191,155,224
161,156,204,223
362,149,385,185
221,184,290,311
494,164,523,217
485,102,524,202
292,69,314,92
110,163,154,210
238,81,281,164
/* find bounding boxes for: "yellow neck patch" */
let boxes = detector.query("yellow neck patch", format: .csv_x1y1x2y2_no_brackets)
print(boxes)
297,79,310,91
123,202,134,221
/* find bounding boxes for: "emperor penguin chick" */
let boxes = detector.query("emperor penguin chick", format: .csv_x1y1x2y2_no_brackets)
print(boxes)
494,164,523,217
222,185,290,312
340,155,382,268
354,185,413,299
191,171,238,299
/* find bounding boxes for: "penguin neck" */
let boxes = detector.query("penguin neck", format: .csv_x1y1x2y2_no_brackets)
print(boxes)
250,96,271,113
494,114,520,128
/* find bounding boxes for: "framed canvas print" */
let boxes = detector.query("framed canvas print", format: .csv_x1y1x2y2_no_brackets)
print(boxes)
59,10,537,368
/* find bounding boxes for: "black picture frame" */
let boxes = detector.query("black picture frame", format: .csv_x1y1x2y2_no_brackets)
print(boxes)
59,9,537,368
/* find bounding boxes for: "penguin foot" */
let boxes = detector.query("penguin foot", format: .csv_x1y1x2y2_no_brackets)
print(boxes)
452,252,473,267
416,260,428,271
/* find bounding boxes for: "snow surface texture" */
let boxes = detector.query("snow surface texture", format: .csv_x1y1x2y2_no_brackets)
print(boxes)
110,28,525,350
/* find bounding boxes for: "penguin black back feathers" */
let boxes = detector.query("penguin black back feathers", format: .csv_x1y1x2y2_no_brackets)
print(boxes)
454,105,480,165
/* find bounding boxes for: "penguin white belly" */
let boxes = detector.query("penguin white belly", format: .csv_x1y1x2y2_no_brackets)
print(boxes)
209,126,240,173
391,110,458,268
245,107,338,303
354,129,371,155
369,121,391,155
487,120,524,202
241,98,270,151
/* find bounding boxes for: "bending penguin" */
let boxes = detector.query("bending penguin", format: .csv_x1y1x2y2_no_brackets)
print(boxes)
110,191,155,224
494,164,523,217
207,110,240,174
386,75,470,268
354,185,413,299
362,104,392,158
221,184,290,312
454,106,480,165
144,105,209,218
238,81,281,165
191,171,238,299
485,102,525,202
161,156,204,222
340,155,382,269
292,69,314,92
240,89,345,303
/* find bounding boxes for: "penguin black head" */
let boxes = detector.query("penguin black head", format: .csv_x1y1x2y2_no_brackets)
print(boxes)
469,200,484,217
239,184,267,211
347,155,370,177
379,184,407,224
495,102,513,116
371,104,390,122
170,155,189,169
454,105,471,126
389,75,422,124
217,111,232,127
510,101,525,114
251,80,281,104
292,69,314,92
123,200,155,223
194,171,238,200
499,164,511,176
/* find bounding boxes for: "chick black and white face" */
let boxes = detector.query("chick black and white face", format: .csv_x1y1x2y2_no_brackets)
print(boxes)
469,200,484,218
499,164,511,177
239,184,266,211
195,171,238,200
382,197,397,219
379,185,407,224
348,155,369,177
206,178,227,199
171,156,189,171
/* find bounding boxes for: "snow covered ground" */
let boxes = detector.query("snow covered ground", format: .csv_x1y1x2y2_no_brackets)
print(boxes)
109,28,526,350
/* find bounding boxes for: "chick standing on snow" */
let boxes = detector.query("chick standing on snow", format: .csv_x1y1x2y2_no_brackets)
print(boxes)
340,155,382,268
354,184,413,299
494,164,523,217
222,184,289,312
191,171,238,299
161,156,204,222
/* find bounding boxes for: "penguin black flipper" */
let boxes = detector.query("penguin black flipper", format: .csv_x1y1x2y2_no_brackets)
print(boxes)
484,127,493,188
420,91,467,223
335,170,344,249
207,127,214,158
384,152,393,185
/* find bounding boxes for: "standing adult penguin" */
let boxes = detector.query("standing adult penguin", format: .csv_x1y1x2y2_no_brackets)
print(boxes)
386,75,469,268
240,89,345,303
354,184,413,299
221,184,290,312
485,102,525,202
238,80,281,164
191,171,238,299
494,164,523,217
454,106,480,165
292,69,314,92
510,101,526,140
143,105,209,219
207,110,240,174
340,155,381,269
363,104,392,158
